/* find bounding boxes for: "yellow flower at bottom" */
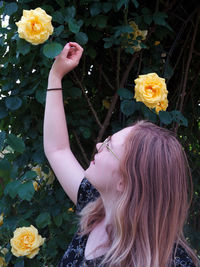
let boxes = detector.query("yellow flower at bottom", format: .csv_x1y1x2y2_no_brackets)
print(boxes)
134,73,168,113
10,225,45,259
15,7,53,45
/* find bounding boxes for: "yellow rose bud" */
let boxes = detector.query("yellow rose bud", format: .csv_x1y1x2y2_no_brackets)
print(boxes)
15,7,53,45
102,99,110,109
134,73,168,112
0,213,4,226
0,257,7,267
10,225,45,259
154,41,160,46
68,207,74,212
33,181,40,191
155,98,168,113
127,21,148,52
32,165,43,179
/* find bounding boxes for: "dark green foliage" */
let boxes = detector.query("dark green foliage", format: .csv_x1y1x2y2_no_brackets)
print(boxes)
0,0,199,265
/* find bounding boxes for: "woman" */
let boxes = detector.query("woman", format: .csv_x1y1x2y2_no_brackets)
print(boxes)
43,42,199,266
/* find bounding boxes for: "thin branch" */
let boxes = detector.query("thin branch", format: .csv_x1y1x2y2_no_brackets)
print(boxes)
72,129,89,166
72,71,103,128
96,63,115,90
91,52,139,157
174,9,200,133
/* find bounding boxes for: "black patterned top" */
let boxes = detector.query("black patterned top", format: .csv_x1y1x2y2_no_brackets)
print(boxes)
58,178,196,267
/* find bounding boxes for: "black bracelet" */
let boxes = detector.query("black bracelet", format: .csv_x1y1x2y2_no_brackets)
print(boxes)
47,88,62,91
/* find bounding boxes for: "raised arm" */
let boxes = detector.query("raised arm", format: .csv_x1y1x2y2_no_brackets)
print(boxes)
43,42,85,205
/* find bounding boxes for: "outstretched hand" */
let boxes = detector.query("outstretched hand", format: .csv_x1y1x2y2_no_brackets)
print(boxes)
49,42,83,80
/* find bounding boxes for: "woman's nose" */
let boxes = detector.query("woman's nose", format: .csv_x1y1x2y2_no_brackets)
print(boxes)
96,142,101,152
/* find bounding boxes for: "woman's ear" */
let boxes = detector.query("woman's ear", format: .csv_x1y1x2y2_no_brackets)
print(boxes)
116,179,124,192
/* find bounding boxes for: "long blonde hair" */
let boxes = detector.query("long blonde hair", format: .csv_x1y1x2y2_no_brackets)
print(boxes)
78,120,199,266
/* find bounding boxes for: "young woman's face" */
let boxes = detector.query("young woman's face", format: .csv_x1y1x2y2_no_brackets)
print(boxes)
85,126,133,195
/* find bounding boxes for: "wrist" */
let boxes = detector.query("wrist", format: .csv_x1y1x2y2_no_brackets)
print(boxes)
48,72,62,89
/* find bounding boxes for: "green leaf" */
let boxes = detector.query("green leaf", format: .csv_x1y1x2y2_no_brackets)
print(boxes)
63,6,76,21
4,2,18,16
54,25,64,37
36,212,51,228
68,20,83,34
75,32,88,45
131,0,139,8
116,0,129,10
5,96,22,110
4,180,21,199
153,12,168,26
17,38,31,56
14,258,24,267
114,25,133,37
159,111,172,125
21,171,37,181
43,42,63,59
170,111,188,127
18,181,35,201
0,131,6,151
55,0,65,8
96,15,108,28
87,47,97,59
35,89,46,104
143,14,153,25
102,3,112,13
0,103,8,119
52,11,65,24
53,214,63,227
121,100,137,116
117,88,134,99
90,3,102,16
7,134,25,153
79,126,91,139
67,87,82,98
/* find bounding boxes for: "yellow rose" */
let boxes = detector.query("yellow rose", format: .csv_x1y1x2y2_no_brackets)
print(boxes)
127,21,148,51
0,247,8,267
32,165,55,185
0,213,3,226
0,257,7,267
16,7,53,45
134,73,168,113
10,225,45,259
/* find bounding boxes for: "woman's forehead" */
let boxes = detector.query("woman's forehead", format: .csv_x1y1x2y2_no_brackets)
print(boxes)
112,126,133,146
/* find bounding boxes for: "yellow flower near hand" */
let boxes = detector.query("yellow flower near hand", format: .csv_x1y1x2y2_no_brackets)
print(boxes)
16,7,53,45
127,21,148,51
10,225,45,259
134,73,168,113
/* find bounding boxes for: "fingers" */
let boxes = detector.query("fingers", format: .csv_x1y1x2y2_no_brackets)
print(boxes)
69,42,83,52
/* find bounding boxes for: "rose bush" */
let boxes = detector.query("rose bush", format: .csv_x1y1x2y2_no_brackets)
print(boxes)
0,1,199,266
134,73,168,113
10,225,45,259
15,7,53,45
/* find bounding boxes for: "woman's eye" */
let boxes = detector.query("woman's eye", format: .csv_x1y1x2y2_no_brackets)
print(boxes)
106,145,110,151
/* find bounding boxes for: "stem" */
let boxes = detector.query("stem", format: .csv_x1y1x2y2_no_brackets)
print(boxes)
174,9,200,133
72,71,102,128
